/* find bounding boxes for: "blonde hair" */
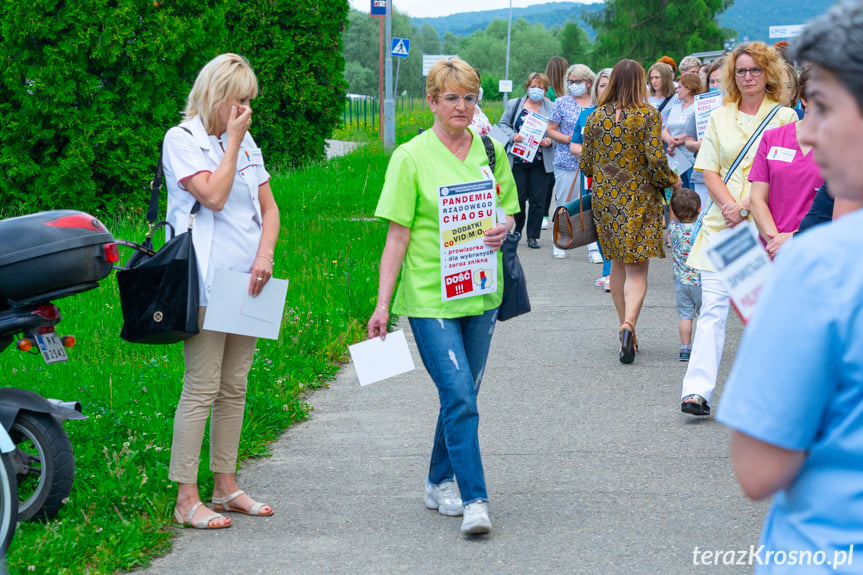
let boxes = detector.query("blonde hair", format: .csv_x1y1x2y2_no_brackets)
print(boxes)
426,57,480,101
565,63,595,87
184,53,258,135
591,68,613,105
647,62,675,98
722,42,789,105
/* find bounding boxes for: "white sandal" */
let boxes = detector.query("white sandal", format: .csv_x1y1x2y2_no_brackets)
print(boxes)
173,501,230,529
212,490,274,516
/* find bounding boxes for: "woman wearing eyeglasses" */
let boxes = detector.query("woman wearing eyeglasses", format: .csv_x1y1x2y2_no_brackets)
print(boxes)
679,42,798,417
367,57,518,536
547,63,595,258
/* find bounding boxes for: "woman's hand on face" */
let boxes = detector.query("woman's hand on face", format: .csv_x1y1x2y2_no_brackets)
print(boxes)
483,223,507,252
513,133,524,144
367,307,390,340
227,105,252,144
247,258,273,297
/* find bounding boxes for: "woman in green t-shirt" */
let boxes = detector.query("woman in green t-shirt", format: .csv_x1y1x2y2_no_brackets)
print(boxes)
367,57,519,537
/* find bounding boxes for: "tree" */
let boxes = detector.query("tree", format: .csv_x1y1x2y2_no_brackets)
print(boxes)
587,0,733,69
560,22,592,66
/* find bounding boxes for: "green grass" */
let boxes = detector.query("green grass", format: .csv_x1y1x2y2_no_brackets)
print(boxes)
1,101,500,573
1,144,391,574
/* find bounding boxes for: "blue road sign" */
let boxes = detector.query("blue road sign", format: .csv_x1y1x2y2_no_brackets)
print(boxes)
391,38,410,58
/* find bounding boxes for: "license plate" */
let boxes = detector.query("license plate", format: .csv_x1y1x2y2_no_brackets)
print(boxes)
35,331,68,364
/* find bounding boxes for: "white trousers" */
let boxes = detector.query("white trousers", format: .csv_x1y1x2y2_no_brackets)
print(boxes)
553,167,578,212
680,271,729,406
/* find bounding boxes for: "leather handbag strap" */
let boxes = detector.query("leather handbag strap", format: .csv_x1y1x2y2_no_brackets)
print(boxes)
148,126,201,228
564,167,581,203
693,104,783,236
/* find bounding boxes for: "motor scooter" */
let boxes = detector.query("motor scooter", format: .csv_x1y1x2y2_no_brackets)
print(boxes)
0,210,117,524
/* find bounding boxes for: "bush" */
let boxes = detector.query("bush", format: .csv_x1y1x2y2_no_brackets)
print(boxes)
0,0,348,214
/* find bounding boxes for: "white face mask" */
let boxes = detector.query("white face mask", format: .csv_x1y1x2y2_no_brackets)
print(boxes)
569,82,587,97
527,87,544,102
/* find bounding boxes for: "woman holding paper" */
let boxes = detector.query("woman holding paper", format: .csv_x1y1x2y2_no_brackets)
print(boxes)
498,72,554,248
580,59,681,364
367,57,518,536
678,42,797,417
662,74,706,188
162,53,280,529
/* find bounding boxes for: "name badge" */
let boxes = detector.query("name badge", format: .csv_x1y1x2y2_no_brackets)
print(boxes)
767,146,796,163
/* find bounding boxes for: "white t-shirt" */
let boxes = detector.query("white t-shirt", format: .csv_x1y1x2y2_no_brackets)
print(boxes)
162,115,270,305
665,100,697,166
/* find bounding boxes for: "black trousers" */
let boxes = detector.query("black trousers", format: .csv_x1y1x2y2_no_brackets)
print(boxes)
512,160,551,241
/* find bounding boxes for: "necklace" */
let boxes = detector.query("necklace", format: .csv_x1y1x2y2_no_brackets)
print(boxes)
435,127,466,157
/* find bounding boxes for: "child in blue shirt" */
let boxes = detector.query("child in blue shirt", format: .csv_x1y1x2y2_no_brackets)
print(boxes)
668,189,702,361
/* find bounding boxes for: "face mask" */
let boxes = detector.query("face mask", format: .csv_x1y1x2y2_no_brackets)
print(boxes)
478,87,484,102
528,87,544,102
569,82,587,97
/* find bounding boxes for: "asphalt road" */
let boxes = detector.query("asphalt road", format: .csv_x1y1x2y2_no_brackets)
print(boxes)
142,237,764,575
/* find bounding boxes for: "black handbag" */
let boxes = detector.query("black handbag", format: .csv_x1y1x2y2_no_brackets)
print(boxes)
498,231,531,321
115,132,202,344
481,135,531,321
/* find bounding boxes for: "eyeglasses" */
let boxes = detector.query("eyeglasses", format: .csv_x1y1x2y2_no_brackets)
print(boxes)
439,93,478,105
567,79,586,86
734,67,763,78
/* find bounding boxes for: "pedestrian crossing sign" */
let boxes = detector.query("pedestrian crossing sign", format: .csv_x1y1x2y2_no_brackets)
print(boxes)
391,38,410,58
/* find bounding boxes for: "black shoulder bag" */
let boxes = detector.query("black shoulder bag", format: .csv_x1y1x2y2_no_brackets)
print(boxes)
115,127,202,344
481,135,531,321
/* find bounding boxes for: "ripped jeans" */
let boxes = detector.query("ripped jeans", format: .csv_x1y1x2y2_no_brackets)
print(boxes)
409,309,497,504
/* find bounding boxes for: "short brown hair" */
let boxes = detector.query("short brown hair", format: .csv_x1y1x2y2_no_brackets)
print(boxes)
671,189,701,222
524,72,549,92
426,57,480,101
599,59,648,110
677,73,706,96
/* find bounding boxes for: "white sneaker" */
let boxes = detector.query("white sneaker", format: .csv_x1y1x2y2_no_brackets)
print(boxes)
541,217,549,230
424,480,463,516
552,246,566,259
461,501,491,534
595,276,608,287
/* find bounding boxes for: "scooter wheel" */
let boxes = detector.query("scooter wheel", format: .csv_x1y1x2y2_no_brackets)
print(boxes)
9,412,74,522
0,451,17,556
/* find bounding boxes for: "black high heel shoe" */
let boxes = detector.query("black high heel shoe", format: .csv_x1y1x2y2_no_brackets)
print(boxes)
619,321,636,364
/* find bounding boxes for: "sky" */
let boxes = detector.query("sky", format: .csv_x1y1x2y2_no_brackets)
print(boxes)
348,0,602,19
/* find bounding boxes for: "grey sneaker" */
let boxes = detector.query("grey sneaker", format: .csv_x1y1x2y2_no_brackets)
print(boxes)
461,501,491,534
424,480,463,516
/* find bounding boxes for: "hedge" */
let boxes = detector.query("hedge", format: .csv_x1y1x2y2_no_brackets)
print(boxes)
0,0,348,215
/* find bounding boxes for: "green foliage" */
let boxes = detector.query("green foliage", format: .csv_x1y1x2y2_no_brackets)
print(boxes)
2,145,390,574
0,0,348,215
586,0,735,69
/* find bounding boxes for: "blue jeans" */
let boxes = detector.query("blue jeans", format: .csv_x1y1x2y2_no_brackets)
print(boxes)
409,309,497,504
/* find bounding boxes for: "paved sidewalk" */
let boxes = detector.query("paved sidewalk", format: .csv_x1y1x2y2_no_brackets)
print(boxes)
143,238,763,575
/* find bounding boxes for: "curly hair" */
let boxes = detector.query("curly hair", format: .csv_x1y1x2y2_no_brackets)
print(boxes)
721,42,789,105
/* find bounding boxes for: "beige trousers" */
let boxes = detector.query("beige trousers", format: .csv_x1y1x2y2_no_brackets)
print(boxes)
168,307,257,484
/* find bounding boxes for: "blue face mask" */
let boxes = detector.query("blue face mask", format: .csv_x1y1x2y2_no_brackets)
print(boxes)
569,82,587,97
528,87,544,102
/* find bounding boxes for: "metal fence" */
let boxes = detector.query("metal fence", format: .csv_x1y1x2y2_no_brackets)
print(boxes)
342,96,424,129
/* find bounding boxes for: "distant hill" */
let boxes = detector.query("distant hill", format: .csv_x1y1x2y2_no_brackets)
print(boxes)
414,0,835,48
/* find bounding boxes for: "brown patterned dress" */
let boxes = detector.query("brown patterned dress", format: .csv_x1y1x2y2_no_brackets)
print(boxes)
580,105,678,263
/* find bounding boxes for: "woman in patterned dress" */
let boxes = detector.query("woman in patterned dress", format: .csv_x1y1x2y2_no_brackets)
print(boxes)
581,59,681,363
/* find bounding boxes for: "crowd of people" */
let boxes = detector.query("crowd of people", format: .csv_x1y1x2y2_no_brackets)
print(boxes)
163,2,863,560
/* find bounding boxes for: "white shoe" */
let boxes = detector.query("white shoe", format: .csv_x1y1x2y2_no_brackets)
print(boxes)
541,217,549,230
424,480,463,516
595,276,608,287
461,501,491,534
552,246,566,259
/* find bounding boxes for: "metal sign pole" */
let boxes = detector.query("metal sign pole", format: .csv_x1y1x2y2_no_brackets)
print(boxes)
383,0,395,149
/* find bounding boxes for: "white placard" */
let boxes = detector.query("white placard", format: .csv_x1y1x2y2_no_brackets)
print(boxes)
422,54,458,76
438,179,498,302
706,222,772,324
694,91,723,141
769,24,805,38
510,110,548,164
203,269,288,340
498,80,513,93
349,330,416,386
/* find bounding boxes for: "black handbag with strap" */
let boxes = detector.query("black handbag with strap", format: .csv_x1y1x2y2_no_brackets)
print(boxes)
481,135,531,321
115,127,202,344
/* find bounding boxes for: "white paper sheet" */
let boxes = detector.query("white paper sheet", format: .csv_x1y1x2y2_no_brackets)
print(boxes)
203,269,288,340
349,330,415,386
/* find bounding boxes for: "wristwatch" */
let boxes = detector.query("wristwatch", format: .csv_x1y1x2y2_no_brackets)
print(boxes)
739,207,749,218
